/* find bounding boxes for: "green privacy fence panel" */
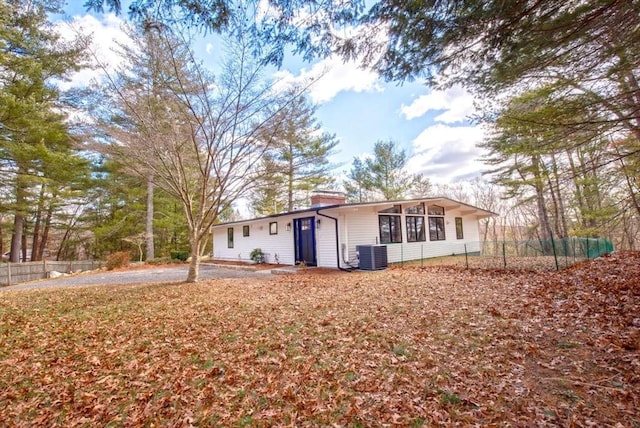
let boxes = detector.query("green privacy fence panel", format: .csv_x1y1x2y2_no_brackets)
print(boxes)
581,237,614,259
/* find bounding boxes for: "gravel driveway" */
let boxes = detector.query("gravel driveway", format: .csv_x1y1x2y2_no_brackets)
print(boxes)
1,264,272,292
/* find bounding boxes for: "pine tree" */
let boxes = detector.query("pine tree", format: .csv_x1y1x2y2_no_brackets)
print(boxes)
250,92,338,214
343,158,373,203
344,140,426,202
0,0,89,262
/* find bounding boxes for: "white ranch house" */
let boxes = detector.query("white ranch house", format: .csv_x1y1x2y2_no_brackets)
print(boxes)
212,192,496,269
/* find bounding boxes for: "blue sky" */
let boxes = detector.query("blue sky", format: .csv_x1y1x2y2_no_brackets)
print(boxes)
58,4,487,185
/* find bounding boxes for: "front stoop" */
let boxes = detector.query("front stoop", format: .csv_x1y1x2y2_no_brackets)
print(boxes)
202,262,312,275
270,266,299,275
203,263,257,272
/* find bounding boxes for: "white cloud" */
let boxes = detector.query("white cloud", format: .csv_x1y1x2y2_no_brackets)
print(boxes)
399,84,487,183
401,85,474,123
273,56,382,104
55,13,129,89
205,43,214,54
406,123,486,183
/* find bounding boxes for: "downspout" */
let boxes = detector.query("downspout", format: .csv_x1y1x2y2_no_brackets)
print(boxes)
315,209,352,272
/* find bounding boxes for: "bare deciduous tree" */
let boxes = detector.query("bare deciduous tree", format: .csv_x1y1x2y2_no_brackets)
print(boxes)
94,22,301,282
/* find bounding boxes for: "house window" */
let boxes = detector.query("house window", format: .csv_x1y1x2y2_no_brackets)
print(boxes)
455,217,463,239
380,205,402,214
405,203,425,215
406,216,426,242
269,222,278,235
379,215,402,244
243,225,250,237
427,205,445,216
428,217,445,241
428,204,446,241
227,228,234,248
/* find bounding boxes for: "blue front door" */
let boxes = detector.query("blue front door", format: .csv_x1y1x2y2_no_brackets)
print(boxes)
294,217,317,266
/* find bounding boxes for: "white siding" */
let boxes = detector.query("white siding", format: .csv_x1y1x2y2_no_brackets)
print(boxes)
212,217,296,265
329,203,488,266
344,207,388,265
212,214,337,267
212,199,492,269
315,216,338,268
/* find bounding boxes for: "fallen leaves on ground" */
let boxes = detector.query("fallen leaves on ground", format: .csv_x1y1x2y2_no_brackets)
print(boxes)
0,252,638,426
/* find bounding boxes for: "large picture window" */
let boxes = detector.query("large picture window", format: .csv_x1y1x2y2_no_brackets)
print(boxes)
379,215,402,243
227,228,234,248
429,217,446,241
406,216,426,242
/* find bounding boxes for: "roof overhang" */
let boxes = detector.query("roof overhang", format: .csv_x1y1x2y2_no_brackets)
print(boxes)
212,196,497,229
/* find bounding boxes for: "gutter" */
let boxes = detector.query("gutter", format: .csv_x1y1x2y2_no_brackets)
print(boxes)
315,209,353,272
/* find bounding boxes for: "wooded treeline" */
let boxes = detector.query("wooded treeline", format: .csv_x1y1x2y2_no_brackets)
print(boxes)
1,0,638,282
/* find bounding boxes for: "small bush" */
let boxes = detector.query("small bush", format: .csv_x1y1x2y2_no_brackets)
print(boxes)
105,251,131,270
249,248,264,263
170,250,189,261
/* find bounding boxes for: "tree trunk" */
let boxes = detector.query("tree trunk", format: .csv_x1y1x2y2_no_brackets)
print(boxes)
0,218,4,256
39,202,54,260
287,143,294,212
550,154,568,238
21,223,28,262
31,184,47,262
577,147,600,234
146,174,155,260
10,214,24,263
186,236,200,283
531,155,552,243
56,206,81,261
545,171,561,238
567,150,588,230
56,227,73,261
615,147,640,218
9,173,28,263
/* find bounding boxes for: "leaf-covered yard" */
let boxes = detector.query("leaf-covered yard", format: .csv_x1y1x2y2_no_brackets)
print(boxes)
1,252,638,426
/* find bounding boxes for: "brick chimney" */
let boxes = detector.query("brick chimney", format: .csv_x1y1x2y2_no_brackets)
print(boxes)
310,191,346,207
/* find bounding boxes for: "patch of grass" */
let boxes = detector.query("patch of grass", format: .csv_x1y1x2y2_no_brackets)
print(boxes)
440,391,462,405
411,417,427,427
556,389,581,403
391,342,411,357
238,414,254,427
344,371,358,381
556,340,580,349
224,332,238,343
554,292,568,300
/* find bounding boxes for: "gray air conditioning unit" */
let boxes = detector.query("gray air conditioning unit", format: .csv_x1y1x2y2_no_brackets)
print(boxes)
356,245,388,270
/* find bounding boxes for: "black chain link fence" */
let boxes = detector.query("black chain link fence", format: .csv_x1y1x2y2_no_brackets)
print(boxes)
395,237,614,271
